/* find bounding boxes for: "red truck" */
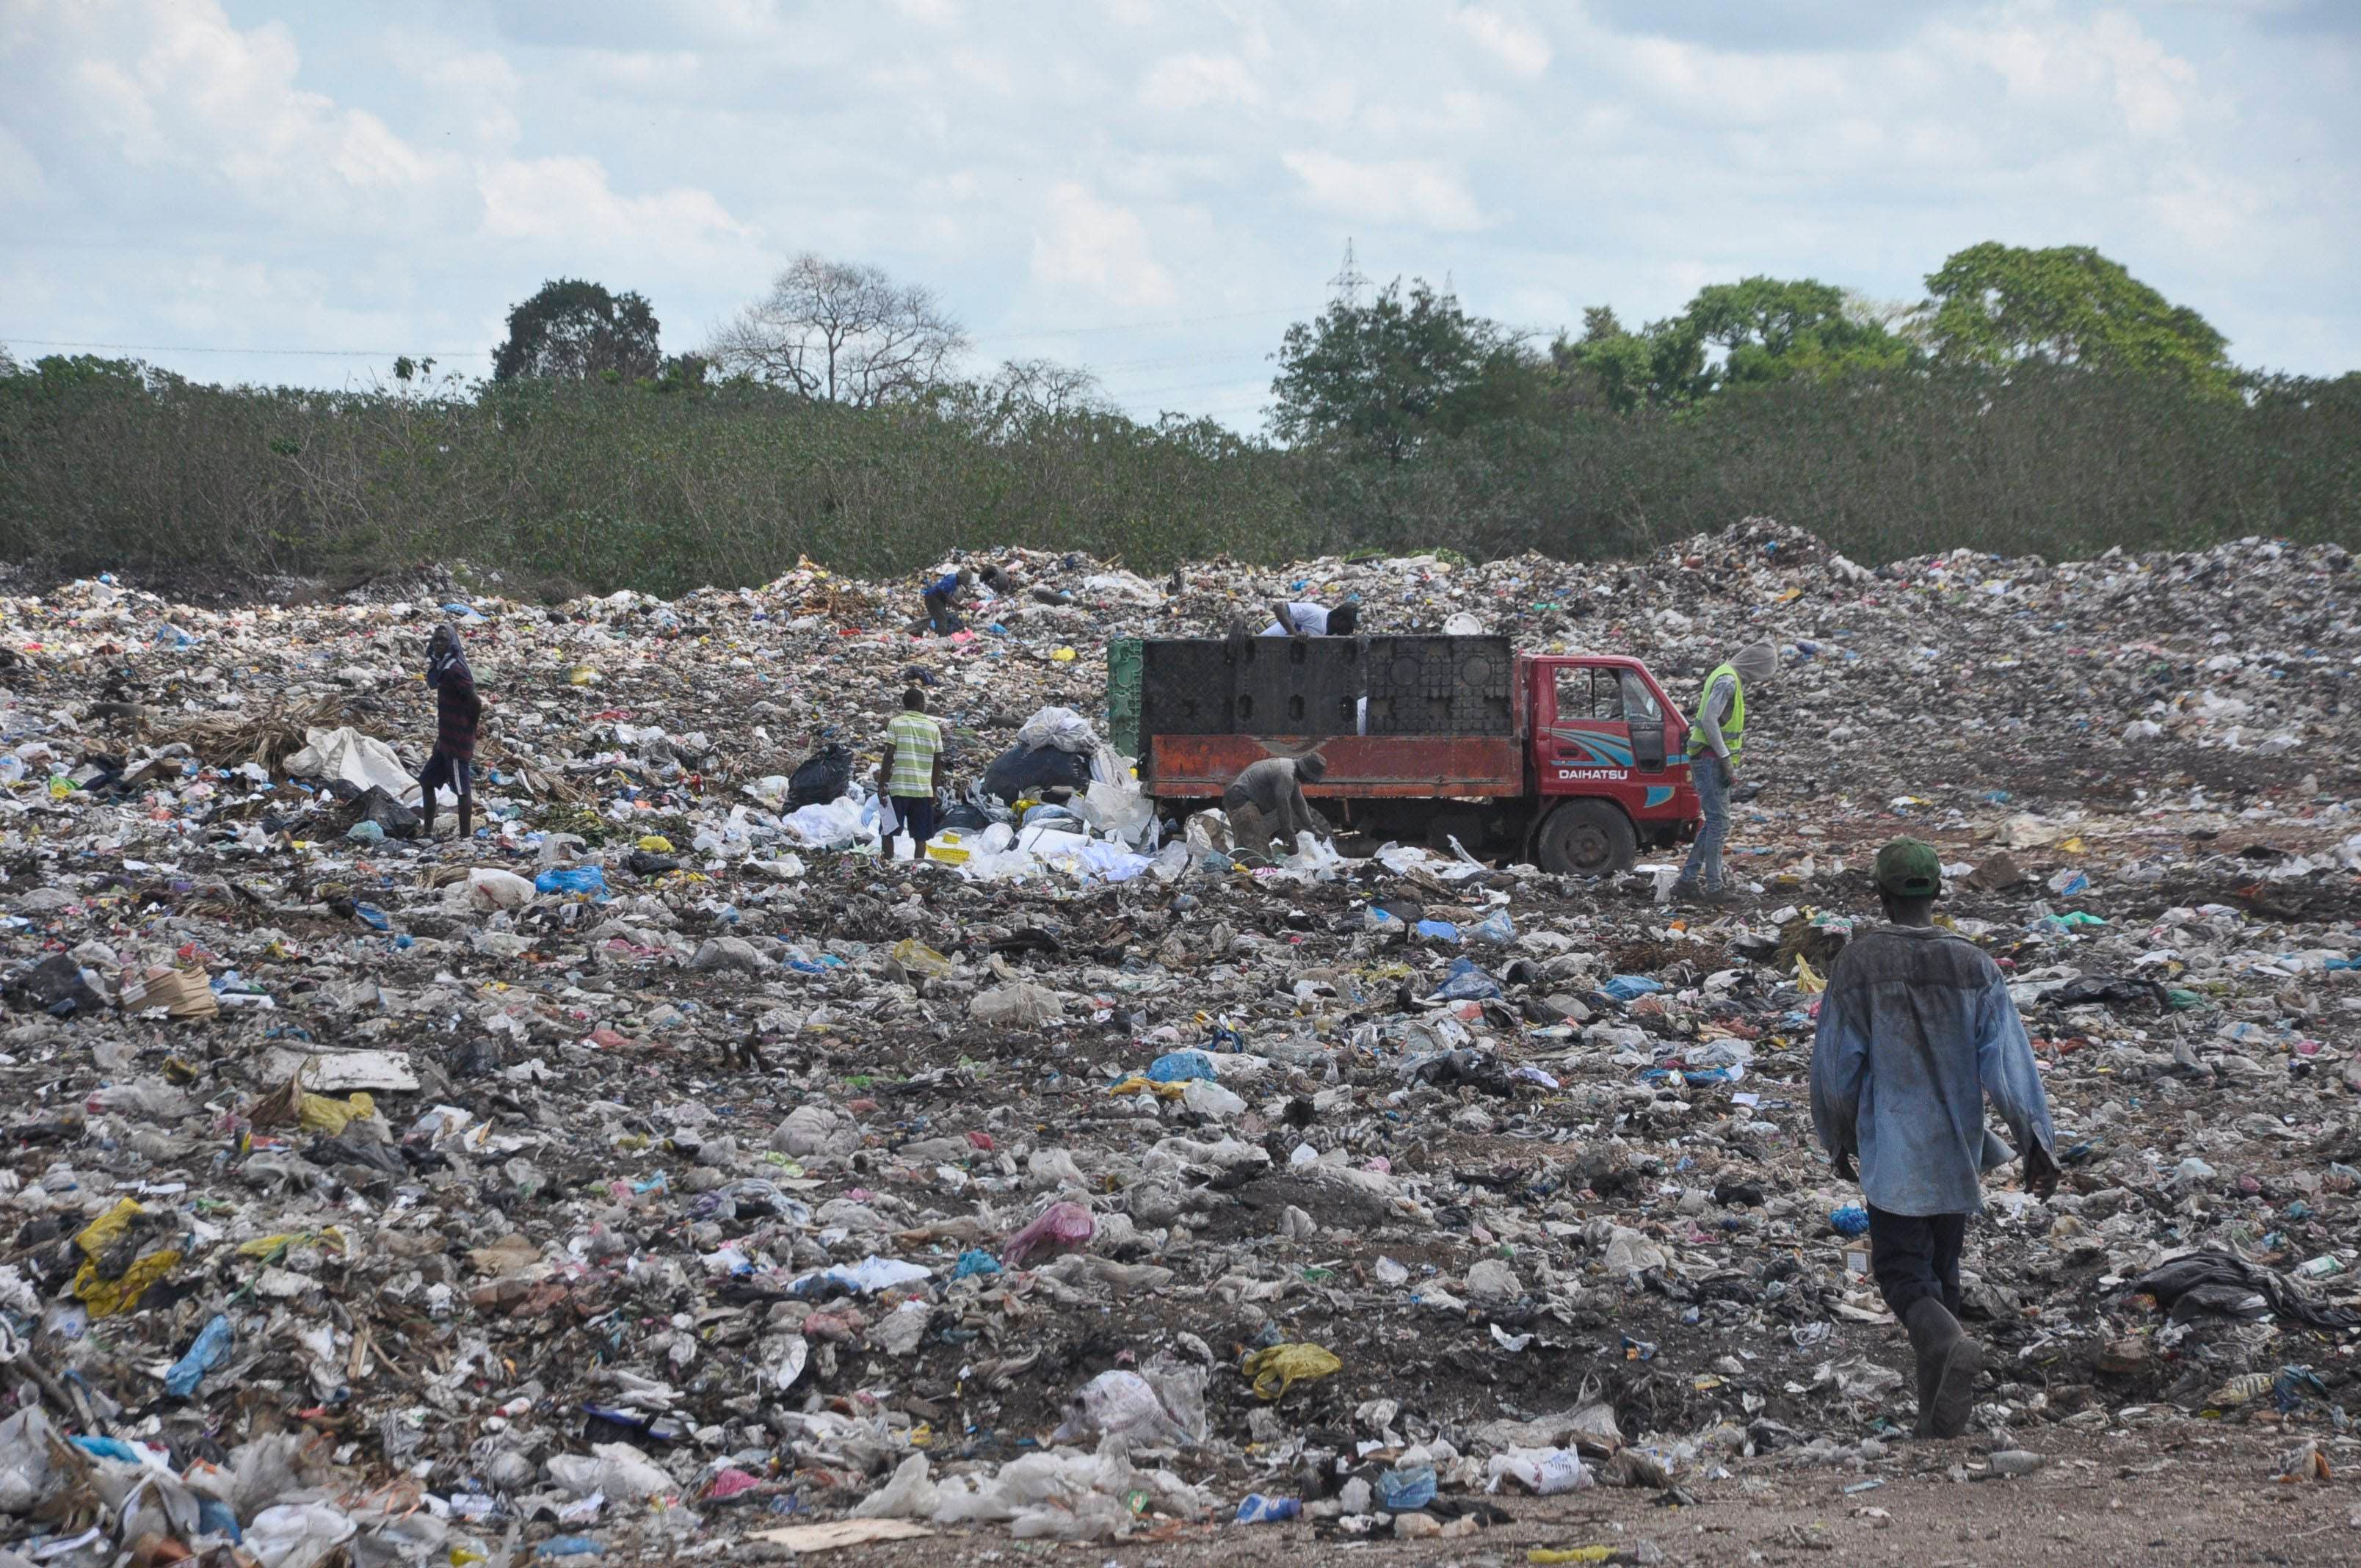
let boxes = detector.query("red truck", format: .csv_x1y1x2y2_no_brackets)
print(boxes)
1109,635,1702,876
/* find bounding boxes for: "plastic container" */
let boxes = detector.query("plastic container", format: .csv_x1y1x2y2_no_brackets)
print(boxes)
1234,1494,1301,1523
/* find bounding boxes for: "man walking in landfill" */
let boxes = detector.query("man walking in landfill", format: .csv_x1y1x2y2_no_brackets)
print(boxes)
1671,638,1777,905
1810,837,2059,1440
878,687,946,846
418,623,482,842
1224,751,1330,857
1263,598,1360,638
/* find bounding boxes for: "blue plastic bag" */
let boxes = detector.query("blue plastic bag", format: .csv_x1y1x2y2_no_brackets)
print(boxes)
1147,1050,1217,1083
1432,957,1502,1001
1413,919,1459,942
164,1313,233,1397
1470,910,1517,944
535,866,609,899
1829,1204,1871,1238
1600,974,1663,1003
954,1249,1003,1280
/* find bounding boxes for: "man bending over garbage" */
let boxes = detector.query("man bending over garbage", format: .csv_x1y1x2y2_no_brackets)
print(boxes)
1810,836,2059,1439
1263,598,1360,638
1224,752,1330,857
419,623,482,841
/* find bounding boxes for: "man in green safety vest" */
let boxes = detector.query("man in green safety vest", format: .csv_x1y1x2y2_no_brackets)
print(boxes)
1672,639,1779,905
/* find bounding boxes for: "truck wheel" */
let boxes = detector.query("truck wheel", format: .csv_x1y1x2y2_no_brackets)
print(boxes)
1535,800,1637,876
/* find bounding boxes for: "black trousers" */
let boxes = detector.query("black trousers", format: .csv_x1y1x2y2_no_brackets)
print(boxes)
1868,1206,1966,1318
890,795,937,845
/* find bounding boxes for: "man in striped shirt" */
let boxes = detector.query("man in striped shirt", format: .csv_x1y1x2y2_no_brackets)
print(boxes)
878,688,946,845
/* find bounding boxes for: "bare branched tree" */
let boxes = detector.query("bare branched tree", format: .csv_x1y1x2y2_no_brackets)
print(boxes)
707,254,971,405
944,358,1114,438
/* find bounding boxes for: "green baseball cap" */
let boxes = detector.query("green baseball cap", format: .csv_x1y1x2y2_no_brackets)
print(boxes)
1874,837,1943,898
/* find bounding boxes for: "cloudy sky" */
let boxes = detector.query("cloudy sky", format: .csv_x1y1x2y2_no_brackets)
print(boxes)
3,0,2354,427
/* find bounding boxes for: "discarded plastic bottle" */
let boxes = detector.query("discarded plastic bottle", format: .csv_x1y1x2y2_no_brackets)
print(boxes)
1234,1494,1301,1524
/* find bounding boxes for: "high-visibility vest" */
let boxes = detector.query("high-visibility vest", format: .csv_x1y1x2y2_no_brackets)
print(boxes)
1694,661,1746,757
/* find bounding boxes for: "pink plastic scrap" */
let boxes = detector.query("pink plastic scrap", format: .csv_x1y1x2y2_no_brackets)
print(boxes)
1001,1199,1094,1266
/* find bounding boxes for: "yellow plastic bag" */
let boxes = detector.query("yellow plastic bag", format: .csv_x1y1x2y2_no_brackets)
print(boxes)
1528,1549,1613,1565
637,835,675,853
1241,1342,1341,1400
1051,647,1077,663
297,1090,376,1135
1106,1076,1186,1101
890,940,953,979
74,1249,181,1318
1794,955,1826,995
75,1197,145,1260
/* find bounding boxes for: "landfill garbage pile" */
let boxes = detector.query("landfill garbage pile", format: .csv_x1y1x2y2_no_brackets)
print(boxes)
1,523,2358,1563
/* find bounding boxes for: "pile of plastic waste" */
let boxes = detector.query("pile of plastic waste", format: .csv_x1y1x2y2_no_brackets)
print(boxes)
0,523,2357,1561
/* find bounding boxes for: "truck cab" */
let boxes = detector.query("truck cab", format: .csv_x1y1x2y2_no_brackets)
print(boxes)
1112,636,1702,876
1523,653,1700,874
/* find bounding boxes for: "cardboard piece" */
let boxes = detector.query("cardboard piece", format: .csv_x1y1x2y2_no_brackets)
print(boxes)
120,965,220,1021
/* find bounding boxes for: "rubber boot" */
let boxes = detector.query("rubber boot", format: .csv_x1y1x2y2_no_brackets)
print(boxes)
1904,1296,1979,1438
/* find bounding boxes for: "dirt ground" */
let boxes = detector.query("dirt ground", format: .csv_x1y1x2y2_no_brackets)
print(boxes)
798,1426,2357,1567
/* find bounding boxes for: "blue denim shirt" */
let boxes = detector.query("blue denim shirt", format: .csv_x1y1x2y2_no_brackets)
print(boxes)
1810,923,2054,1216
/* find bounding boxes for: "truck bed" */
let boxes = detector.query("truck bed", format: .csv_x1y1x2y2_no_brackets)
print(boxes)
1144,734,1525,798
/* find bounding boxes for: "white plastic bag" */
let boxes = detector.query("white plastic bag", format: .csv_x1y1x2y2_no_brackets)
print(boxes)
0,1408,57,1514
971,983,1064,1026
283,727,415,802
245,1500,358,1568
1484,1445,1591,1495
454,868,537,912
853,1453,937,1520
1015,706,1101,754
546,1441,673,1500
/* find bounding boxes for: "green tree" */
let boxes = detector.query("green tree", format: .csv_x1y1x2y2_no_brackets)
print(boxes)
1685,275,1917,387
1269,279,1541,462
1919,242,2232,392
1550,305,1708,414
492,278,664,383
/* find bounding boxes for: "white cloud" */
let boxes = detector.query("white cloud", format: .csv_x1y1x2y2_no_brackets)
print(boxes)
0,125,43,202
1140,52,1263,110
1451,5,1551,77
477,156,749,246
1941,10,2200,139
1282,150,1484,231
1029,182,1177,309
0,0,2354,413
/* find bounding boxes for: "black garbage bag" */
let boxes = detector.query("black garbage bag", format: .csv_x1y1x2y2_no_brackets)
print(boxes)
940,801,991,833
789,742,855,807
6,954,105,1017
355,785,421,840
2122,1249,2361,1329
979,742,1092,804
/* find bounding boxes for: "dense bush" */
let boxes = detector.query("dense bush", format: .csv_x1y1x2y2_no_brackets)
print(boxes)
0,356,2351,598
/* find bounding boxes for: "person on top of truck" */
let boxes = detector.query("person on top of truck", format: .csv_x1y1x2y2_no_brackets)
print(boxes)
1671,638,1777,905
1263,598,1360,638
1224,752,1330,857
